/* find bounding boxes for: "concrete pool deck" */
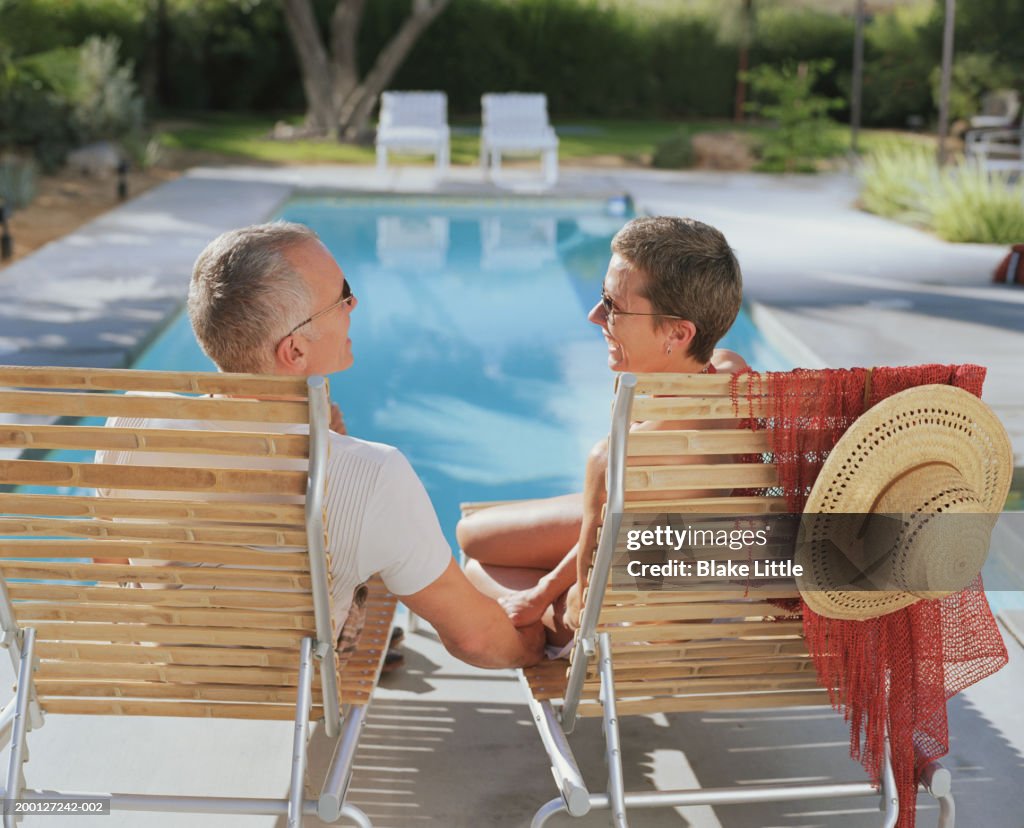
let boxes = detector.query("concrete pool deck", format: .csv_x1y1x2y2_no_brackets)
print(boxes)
1,162,1022,826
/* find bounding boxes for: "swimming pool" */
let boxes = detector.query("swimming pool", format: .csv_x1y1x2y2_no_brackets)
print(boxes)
130,196,790,550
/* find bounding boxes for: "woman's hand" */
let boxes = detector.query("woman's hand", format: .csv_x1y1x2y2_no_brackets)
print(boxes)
329,402,347,435
563,581,584,630
498,587,551,628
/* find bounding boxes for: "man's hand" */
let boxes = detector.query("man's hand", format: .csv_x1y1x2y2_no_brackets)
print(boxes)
498,587,550,628
329,402,346,435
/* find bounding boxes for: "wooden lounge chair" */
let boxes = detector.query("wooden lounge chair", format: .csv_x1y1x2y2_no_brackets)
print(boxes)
0,365,398,827
375,91,451,175
480,93,559,186
505,371,957,828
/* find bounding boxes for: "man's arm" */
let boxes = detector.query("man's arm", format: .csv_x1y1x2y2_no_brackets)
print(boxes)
400,558,546,669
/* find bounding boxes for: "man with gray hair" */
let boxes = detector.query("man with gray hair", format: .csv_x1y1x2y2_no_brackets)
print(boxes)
99,221,545,670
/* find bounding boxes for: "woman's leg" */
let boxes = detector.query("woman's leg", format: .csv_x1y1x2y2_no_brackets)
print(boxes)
456,492,583,570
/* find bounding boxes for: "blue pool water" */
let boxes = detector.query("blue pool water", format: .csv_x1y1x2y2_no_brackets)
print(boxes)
129,196,790,550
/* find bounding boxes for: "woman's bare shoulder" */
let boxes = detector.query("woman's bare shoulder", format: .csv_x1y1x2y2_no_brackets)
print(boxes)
711,348,750,374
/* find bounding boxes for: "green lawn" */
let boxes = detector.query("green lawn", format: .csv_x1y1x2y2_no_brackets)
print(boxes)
157,112,932,168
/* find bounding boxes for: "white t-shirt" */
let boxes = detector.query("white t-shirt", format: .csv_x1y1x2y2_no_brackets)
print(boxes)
96,416,452,633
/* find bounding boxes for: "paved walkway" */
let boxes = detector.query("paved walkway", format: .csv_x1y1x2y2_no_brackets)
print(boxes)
1,163,1021,826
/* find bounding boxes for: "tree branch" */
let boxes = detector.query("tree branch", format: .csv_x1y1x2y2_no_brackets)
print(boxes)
329,0,365,102
338,0,451,138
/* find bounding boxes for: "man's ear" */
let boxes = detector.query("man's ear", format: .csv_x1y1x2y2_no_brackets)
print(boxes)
273,334,308,375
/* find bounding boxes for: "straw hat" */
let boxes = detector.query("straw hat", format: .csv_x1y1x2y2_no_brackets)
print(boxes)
795,385,1012,620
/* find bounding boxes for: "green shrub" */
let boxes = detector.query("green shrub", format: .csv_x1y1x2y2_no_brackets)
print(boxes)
928,164,1024,244
0,47,77,170
651,131,694,169
72,36,145,145
743,59,845,173
860,145,1024,244
858,144,937,224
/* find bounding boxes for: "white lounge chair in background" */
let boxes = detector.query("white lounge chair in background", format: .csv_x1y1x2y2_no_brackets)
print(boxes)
480,93,559,186
376,91,450,176
969,89,1021,130
964,127,1024,175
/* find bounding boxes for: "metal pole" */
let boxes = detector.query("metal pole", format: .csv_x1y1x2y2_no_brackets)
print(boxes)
288,638,314,828
305,375,341,738
937,0,957,166
850,0,866,154
0,202,12,261
4,629,35,828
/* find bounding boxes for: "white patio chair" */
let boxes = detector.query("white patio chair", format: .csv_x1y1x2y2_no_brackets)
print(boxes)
964,126,1024,175
969,89,1021,130
376,91,450,175
480,93,559,186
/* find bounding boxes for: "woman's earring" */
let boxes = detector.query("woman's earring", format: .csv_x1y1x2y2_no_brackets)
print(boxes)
666,345,673,355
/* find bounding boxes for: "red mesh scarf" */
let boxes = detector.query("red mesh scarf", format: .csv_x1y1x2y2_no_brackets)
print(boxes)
733,364,1008,827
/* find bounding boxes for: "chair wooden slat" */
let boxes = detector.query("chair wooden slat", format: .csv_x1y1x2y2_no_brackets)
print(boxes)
626,429,770,456
2,493,306,526
7,583,311,610
0,423,309,458
606,638,808,664
630,396,770,421
598,601,796,623
611,657,814,680
28,621,304,648
621,495,788,513
0,561,311,589
15,603,315,631
0,366,310,397
35,681,318,705
625,463,778,490
603,586,798,604
36,661,304,686
598,620,805,644
2,540,310,568
0,390,308,423
604,674,823,695
34,642,305,669
40,699,321,720
0,521,308,548
0,459,307,495
579,690,831,717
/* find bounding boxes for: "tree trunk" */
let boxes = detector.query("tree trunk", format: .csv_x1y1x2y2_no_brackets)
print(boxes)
282,0,450,141
337,0,451,140
281,0,340,137
329,0,364,106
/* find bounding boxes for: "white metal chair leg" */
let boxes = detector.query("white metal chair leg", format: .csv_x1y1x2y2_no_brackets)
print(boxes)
339,802,372,828
937,792,955,828
880,734,899,828
376,146,387,174
531,797,568,828
544,149,558,185
4,628,35,828
288,637,314,828
598,633,628,828
318,703,369,822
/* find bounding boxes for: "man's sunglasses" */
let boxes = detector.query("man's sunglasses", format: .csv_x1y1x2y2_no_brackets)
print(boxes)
281,280,355,340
